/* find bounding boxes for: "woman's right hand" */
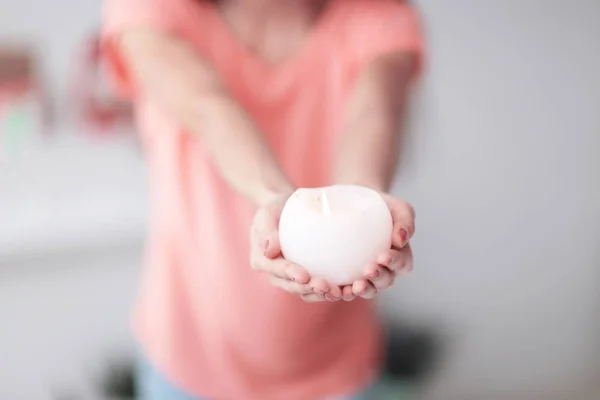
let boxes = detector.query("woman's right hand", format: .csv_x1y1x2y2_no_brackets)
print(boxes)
249,193,344,302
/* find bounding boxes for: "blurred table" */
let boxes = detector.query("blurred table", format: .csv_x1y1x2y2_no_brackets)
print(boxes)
0,130,148,262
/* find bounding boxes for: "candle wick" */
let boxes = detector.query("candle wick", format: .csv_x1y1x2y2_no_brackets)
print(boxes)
321,188,332,216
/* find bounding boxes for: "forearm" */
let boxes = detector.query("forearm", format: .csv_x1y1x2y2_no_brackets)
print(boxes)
187,90,294,206
119,30,293,206
335,53,414,193
335,112,402,192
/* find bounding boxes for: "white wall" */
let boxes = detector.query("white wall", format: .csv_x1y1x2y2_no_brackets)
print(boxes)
383,1,600,399
1,1,599,400
0,0,102,112
1,1,143,398
0,247,141,400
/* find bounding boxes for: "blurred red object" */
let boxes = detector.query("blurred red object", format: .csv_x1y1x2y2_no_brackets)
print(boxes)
71,34,132,135
0,47,49,149
0,47,46,108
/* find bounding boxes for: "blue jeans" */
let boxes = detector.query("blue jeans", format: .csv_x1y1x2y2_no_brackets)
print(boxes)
137,356,379,400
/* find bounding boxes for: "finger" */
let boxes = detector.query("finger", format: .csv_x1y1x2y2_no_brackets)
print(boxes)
309,277,330,295
353,279,378,300
251,204,284,260
364,262,381,279
262,231,282,260
376,245,414,276
254,257,311,284
352,279,370,295
250,226,280,260
250,206,278,247
301,293,328,303
268,276,313,295
367,266,395,291
342,285,356,302
323,284,343,301
250,235,311,283
324,284,343,301
250,225,280,267
381,194,415,248
352,279,377,300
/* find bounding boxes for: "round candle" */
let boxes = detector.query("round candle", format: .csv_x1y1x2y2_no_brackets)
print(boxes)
279,185,393,286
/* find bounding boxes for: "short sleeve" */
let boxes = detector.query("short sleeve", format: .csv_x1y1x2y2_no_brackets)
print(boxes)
100,0,192,99
348,0,425,79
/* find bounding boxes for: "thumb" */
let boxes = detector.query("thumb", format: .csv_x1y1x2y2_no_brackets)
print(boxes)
263,230,281,259
255,193,289,259
254,206,282,259
382,195,415,249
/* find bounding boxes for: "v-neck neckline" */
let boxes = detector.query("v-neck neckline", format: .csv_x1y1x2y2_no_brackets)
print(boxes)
207,0,339,75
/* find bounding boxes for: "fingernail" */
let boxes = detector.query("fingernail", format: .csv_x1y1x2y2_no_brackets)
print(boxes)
263,239,270,256
325,293,339,301
369,269,380,279
399,229,408,247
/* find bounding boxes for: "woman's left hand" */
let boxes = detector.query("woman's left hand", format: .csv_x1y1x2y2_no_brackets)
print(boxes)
301,193,415,303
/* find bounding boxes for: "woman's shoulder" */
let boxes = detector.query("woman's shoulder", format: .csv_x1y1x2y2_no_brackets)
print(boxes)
328,0,423,64
102,0,212,37
332,0,421,36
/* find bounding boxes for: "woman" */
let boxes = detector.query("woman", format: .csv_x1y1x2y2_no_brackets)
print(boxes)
101,0,423,399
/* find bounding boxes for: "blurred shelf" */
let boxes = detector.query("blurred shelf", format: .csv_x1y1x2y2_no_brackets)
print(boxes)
0,130,148,261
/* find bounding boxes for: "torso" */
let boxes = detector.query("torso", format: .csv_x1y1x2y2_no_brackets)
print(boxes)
107,0,422,398
214,0,332,67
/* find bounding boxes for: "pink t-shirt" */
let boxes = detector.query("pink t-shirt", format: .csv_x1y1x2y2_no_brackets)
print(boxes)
102,1,423,399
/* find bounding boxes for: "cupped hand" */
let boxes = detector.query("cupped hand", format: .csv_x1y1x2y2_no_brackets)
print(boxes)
300,193,415,303
249,193,343,301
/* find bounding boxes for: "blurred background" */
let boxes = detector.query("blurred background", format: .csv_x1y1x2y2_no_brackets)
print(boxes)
1,0,599,399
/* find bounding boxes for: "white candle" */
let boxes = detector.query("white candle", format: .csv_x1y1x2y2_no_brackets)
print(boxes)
279,185,393,286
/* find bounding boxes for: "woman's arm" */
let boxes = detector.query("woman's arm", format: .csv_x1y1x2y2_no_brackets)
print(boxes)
331,52,418,302
117,30,294,206
335,52,418,192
